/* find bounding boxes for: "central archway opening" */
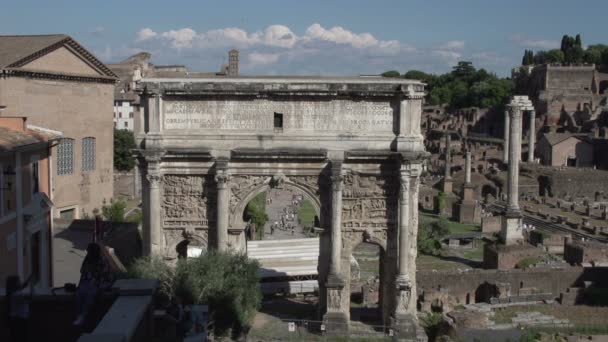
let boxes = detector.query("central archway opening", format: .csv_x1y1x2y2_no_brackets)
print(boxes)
350,242,385,326
243,185,322,299
244,187,320,241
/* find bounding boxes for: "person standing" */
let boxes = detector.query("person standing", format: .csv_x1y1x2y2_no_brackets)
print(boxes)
5,274,33,342
73,243,114,326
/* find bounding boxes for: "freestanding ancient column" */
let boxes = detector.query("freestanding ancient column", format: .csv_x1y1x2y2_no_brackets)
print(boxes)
528,110,536,162
503,110,509,163
501,96,533,244
465,151,472,184
442,134,453,193
507,108,522,213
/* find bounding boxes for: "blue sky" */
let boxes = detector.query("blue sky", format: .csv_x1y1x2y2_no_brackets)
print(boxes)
1,0,607,76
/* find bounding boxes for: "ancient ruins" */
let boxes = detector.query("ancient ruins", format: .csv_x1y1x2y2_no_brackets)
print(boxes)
135,76,428,337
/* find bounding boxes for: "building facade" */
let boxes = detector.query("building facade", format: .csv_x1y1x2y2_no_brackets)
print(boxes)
0,34,116,218
537,133,594,167
0,117,60,288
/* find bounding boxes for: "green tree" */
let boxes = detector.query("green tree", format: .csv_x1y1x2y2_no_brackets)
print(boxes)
127,255,178,306
127,251,262,339
244,193,268,240
403,70,431,81
114,129,137,172
417,217,450,256
176,251,261,338
381,70,400,78
101,198,127,222
521,49,534,65
452,61,475,78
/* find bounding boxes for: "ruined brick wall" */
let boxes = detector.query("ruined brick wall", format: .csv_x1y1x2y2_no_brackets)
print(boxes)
524,65,600,126
417,267,607,306
564,241,608,264
523,164,608,199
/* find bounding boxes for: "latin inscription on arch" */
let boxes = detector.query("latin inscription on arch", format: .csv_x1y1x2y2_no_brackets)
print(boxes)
163,99,394,132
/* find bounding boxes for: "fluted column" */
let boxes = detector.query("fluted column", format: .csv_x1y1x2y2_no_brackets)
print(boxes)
503,110,510,163
507,106,522,213
528,110,536,162
144,155,163,256
397,168,411,285
215,172,230,251
328,162,343,279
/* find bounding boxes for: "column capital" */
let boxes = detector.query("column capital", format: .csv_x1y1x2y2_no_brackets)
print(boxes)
397,83,426,100
215,173,231,189
330,174,343,191
507,105,522,119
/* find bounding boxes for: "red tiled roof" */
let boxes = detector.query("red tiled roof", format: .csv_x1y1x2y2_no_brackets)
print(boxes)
0,126,61,152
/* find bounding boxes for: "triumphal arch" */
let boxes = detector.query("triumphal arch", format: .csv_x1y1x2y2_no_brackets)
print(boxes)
136,75,428,338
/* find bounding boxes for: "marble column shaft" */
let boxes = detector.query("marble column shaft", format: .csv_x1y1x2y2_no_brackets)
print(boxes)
528,110,536,162
215,173,230,251
507,106,522,212
329,165,343,278
146,162,162,255
444,134,451,178
465,151,472,184
398,169,411,281
503,110,510,162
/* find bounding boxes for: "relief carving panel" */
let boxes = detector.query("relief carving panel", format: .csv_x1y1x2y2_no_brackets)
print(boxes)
341,173,398,229
229,175,269,213
162,175,215,229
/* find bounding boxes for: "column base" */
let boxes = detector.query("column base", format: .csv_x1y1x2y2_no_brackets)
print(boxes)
322,311,349,336
391,313,426,341
395,135,425,152
326,273,346,288
501,211,523,245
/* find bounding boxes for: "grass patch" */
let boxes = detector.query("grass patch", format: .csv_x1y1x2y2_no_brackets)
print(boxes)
298,200,316,227
516,256,542,269
420,212,479,234
462,239,485,261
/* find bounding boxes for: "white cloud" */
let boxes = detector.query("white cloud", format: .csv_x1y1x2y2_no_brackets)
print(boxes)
137,28,158,41
441,40,465,50
91,26,105,36
510,34,558,50
303,23,399,52
124,24,515,76
248,52,281,65
161,28,197,49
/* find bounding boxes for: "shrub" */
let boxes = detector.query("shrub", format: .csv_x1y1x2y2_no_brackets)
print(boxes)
127,251,262,339
102,199,127,222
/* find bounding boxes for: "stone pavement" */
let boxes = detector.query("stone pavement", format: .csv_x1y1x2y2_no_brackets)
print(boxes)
52,222,92,287
263,188,308,240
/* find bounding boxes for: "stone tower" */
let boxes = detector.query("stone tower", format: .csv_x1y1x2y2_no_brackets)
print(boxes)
228,49,239,77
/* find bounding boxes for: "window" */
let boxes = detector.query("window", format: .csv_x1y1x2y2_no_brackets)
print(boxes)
124,122,128,128
119,112,122,118
57,138,74,175
129,112,134,118
274,112,283,133
82,137,96,171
